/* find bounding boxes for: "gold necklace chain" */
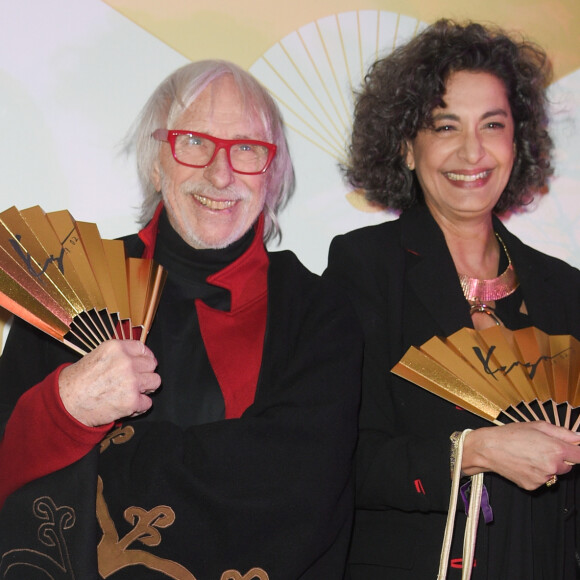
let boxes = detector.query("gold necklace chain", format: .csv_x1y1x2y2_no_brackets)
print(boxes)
458,233,519,303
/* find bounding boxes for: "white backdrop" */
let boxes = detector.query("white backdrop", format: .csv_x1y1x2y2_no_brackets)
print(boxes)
1,0,579,277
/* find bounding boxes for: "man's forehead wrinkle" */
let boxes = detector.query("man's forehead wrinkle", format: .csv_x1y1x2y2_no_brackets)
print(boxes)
178,107,267,142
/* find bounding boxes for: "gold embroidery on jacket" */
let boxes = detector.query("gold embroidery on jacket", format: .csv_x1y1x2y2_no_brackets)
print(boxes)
97,476,195,579
99,425,135,453
96,424,269,579
220,569,269,580
0,496,76,578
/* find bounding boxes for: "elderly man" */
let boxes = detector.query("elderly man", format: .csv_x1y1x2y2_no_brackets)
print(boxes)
0,61,361,579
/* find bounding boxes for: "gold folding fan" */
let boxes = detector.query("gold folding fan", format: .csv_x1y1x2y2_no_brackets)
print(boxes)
0,205,166,355
392,325,580,431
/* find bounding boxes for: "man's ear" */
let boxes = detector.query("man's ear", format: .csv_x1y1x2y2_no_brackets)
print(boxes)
404,141,415,171
151,163,161,192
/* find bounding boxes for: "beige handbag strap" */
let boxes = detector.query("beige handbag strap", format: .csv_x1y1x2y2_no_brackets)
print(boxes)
437,429,483,580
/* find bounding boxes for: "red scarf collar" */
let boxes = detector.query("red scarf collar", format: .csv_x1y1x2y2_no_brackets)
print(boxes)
137,202,269,419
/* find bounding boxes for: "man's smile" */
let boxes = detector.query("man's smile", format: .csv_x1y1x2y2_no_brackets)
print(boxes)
193,193,238,210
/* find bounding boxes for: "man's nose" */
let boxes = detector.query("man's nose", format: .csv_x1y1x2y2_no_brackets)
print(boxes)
203,147,235,188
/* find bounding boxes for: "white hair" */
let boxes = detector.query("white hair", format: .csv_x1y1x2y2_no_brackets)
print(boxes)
127,60,295,243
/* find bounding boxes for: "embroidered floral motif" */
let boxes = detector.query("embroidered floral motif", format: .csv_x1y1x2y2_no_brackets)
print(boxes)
99,425,135,453
0,496,75,579
220,569,269,580
97,425,269,579
97,476,193,578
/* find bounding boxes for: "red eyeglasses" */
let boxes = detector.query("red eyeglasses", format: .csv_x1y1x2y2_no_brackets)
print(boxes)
152,129,277,175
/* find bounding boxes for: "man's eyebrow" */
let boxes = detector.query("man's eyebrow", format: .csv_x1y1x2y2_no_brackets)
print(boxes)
194,131,267,141
232,133,269,141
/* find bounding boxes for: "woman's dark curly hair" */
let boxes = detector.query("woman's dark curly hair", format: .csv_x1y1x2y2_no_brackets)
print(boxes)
345,19,554,213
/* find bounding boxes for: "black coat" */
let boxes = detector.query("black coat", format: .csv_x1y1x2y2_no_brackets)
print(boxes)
0,240,363,580
324,205,580,579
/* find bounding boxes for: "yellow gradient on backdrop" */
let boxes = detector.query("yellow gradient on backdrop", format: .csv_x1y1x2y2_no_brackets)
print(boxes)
103,0,580,81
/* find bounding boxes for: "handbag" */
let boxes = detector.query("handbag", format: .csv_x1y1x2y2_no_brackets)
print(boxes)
437,429,484,580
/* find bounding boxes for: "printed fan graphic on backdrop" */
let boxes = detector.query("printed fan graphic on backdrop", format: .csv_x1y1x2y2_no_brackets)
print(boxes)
0,205,166,355
393,325,580,431
249,11,426,212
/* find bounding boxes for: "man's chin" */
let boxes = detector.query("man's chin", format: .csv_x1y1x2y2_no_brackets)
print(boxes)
183,230,244,251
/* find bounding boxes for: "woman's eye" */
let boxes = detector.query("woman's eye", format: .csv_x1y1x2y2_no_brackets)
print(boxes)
434,125,455,133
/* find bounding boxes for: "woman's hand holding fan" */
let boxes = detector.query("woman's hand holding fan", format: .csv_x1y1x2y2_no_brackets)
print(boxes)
392,325,580,431
392,325,580,489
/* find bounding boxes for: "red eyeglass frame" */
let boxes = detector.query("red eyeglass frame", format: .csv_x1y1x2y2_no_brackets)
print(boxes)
152,129,277,175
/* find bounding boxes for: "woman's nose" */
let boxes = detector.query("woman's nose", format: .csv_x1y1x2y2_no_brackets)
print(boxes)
458,130,485,163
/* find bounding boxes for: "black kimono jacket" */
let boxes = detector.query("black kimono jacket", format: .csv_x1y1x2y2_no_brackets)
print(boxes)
324,204,580,580
0,215,362,580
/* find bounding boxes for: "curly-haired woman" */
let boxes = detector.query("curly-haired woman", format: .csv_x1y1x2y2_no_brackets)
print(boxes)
325,19,580,579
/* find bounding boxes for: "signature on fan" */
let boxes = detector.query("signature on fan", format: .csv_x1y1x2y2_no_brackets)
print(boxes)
472,345,571,380
9,227,76,280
